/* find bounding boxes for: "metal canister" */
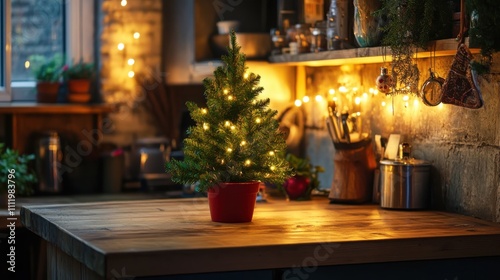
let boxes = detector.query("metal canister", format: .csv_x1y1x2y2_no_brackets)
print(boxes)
35,131,63,193
379,159,431,209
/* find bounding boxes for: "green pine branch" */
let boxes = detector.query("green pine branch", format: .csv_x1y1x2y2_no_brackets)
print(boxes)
166,31,292,192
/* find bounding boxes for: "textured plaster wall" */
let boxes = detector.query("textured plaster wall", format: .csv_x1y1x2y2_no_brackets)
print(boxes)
305,54,500,222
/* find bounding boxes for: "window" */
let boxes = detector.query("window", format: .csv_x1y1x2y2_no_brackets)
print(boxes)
0,0,12,101
0,0,94,101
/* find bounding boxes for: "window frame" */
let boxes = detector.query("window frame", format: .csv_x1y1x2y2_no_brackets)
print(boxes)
1,0,95,102
0,0,12,101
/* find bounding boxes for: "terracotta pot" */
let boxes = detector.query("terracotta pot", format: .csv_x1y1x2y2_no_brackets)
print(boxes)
36,82,60,103
67,92,91,103
207,182,260,223
68,79,91,94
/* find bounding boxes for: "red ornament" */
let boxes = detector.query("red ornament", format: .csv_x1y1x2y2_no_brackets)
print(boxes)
376,67,393,95
284,175,310,200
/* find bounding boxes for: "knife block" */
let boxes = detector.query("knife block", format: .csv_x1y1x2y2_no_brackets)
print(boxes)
329,139,377,203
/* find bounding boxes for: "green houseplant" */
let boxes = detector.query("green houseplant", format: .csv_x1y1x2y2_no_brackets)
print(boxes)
165,31,292,222
29,54,65,103
466,0,500,74
64,61,95,103
283,153,324,201
0,143,37,207
376,0,452,95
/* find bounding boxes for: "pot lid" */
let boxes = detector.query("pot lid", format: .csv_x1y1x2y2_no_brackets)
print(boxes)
380,158,431,166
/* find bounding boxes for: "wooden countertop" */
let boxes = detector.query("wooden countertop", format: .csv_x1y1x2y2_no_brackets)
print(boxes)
21,198,500,278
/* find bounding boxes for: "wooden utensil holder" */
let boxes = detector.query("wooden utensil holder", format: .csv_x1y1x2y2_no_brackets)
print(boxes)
329,139,377,203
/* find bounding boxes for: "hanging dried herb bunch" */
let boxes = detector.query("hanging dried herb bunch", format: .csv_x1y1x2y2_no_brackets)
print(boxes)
466,0,500,74
376,0,452,95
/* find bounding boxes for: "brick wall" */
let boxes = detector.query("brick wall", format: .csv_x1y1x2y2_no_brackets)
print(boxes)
98,0,163,146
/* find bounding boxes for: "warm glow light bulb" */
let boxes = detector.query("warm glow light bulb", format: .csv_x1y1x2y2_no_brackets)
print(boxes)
225,121,230,127
354,97,361,105
302,96,310,103
381,101,386,107
369,88,374,94
245,160,251,166
329,88,335,95
127,58,135,65
223,89,229,95
240,141,247,146
353,87,358,92
255,118,262,124
117,43,125,50
333,97,338,102
244,72,249,79
269,151,275,156
227,148,233,153
227,95,234,101
203,123,209,130
294,99,302,107
402,95,409,101
315,95,323,102
133,32,140,39
270,166,276,171
362,93,368,99
414,100,419,107
121,0,127,6
24,60,30,69
128,71,135,78
201,108,207,114
339,86,348,93
230,125,236,130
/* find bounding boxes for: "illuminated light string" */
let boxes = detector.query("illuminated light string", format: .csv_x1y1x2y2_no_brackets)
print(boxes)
118,2,142,79
291,86,425,113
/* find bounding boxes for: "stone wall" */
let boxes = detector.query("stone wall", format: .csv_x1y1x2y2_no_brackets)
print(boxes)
98,0,163,146
304,53,500,222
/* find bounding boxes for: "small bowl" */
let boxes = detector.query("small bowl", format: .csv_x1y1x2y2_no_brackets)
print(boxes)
216,20,240,34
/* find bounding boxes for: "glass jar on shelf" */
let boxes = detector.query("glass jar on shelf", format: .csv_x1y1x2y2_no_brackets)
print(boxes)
287,23,312,53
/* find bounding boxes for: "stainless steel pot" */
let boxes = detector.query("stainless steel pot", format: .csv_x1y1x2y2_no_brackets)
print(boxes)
379,159,431,209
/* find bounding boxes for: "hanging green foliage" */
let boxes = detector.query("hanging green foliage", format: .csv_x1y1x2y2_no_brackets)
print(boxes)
376,0,452,94
466,0,500,74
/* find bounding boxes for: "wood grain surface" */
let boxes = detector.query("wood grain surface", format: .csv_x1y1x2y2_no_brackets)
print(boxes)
21,198,500,278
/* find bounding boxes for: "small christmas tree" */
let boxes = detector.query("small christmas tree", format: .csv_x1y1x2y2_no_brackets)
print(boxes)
166,31,292,192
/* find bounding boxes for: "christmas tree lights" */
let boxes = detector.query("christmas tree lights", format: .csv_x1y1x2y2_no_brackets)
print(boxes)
165,31,292,192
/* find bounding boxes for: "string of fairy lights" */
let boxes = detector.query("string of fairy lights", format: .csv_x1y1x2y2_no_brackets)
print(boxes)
115,0,140,80
198,79,280,172
293,85,445,115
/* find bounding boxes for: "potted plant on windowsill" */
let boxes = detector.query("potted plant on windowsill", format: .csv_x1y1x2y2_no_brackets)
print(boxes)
29,54,65,103
0,143,37,208
64,61,95,103
165,31,292,223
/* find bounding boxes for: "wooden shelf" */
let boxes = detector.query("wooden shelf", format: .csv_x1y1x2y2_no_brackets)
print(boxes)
0,102,114,114
269,38,480,67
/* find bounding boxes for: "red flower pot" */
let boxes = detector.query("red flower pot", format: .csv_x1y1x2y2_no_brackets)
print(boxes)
36,82,60,103
208,182,260,223
68,79,91,94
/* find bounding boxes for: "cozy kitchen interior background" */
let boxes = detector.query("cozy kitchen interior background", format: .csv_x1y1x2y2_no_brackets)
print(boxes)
95,0,500,223
4,0,496,222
